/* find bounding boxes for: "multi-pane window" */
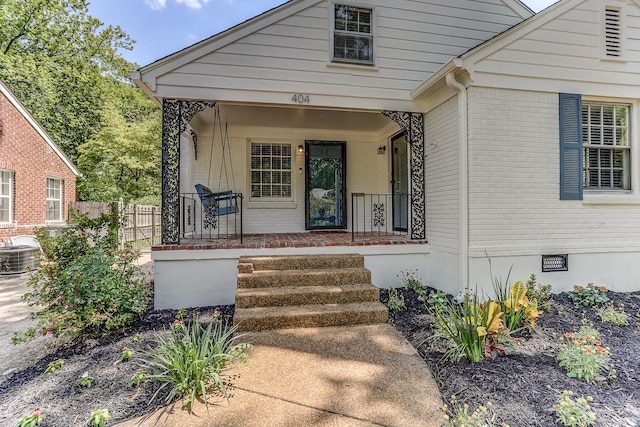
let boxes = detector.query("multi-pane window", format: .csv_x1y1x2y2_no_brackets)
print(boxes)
582,102,631,190
250,143,292,198
0,170,12,223
333,5,373,65
46,178,63,221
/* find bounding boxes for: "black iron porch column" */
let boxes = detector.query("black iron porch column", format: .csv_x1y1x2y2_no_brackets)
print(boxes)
382,111,425,240
161,99,216,244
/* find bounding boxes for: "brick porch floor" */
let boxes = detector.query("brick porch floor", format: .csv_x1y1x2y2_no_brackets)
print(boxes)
153,232,427,251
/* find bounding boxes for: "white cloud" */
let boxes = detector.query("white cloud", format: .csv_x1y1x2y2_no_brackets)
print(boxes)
145,0,167,10
175,0,212,9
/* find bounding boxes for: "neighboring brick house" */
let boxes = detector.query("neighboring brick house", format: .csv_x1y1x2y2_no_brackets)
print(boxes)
0,80,79,241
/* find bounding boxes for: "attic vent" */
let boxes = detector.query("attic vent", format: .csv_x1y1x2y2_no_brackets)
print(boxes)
604,7,622,57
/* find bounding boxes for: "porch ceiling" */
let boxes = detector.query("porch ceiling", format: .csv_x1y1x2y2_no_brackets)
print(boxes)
190,103,394,133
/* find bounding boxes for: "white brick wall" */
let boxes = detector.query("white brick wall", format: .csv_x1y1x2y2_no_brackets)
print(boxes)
467,87,640,256
425,95,460,252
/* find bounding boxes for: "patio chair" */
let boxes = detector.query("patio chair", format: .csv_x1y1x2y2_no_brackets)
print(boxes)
194,184,240,229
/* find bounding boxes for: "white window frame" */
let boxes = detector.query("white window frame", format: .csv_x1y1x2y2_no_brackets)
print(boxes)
601,2,628,61
582,101,631,191
0,169,13,224
330,3,375,66
248,141,294,202
46,177,63,222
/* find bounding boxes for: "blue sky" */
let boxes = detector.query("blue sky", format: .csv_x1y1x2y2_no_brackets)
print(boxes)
87,0,558,67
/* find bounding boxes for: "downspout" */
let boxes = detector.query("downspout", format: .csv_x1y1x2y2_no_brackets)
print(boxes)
445,72,469,295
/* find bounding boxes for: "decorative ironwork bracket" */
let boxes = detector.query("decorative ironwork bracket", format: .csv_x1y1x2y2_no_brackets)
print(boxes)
162,99,216,244
191,130,198,160
382,111,425,240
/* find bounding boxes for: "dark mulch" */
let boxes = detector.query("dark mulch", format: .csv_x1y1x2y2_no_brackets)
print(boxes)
382,288,640,427
0,306,234,427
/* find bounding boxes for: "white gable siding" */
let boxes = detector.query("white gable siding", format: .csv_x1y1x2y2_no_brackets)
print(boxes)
153,0,525,110
467,87,640,257
470,1,640,98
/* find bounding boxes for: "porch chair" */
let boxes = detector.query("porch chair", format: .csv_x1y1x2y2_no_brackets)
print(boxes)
194,184,240,229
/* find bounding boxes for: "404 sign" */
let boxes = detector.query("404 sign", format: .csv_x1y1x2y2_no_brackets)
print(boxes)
291,94,310,104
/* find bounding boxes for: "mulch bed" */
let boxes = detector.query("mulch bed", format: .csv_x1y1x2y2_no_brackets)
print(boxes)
1,290,639,426
382,288,640,427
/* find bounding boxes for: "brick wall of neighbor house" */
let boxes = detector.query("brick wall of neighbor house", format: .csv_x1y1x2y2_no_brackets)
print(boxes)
0,90,76,240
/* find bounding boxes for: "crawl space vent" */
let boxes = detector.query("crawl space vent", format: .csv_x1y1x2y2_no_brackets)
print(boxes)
542,254,568,272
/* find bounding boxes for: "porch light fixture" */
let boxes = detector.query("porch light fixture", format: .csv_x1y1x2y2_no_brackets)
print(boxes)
377,145,386,155
297,145,304,154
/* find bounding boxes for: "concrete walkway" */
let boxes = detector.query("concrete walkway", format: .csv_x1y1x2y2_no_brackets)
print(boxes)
117,324,444,427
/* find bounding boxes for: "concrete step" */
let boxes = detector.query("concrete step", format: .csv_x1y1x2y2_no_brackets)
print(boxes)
234,302,389,332
238,254,364,272
235,284,380,308
237,267,371,289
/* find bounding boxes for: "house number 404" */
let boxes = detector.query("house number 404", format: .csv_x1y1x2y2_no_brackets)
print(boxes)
291,94,310,104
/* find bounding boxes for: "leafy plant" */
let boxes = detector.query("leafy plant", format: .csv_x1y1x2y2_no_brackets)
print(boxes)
399,269,428,301
14,214,151,346
429,293,510,363
551,390,596,427
441,395,506,427
139,319,251,412
88,409,111,427
44,359,64,374
77,372,94,388
525,274,552,313
175,308,187,320
567,284,609,307
129,369,148,387
120,347,135,363
596,302,628,325
17,410,43,427
492,275,539,332
427,290,449,314
386,288,406,313
557,321,615,383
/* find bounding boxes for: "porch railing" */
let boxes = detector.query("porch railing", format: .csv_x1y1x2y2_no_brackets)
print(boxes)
351,193,409,241
179,192,243,242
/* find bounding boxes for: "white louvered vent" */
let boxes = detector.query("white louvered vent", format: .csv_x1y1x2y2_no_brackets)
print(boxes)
604,7,622,57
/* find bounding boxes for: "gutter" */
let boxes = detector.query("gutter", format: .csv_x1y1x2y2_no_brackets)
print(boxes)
445,72,469,295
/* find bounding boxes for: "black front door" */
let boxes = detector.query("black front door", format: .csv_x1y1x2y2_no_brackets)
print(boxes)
392,133,409,231
305,141,346,229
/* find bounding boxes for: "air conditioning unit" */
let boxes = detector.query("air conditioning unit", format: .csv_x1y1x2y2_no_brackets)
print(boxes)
0,246,40,275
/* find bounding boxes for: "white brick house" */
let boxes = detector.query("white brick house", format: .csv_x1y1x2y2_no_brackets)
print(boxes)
134,0,640,309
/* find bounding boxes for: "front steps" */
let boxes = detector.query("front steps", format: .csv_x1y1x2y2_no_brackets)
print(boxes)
234,254,388,332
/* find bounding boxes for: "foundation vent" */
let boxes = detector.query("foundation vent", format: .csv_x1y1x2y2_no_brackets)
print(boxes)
542,254,568,272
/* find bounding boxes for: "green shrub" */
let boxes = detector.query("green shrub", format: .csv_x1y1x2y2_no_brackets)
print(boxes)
525,274,552,313
596,302,629,325
429,293,509,363
386,288,406,313
17,410,43,427
139,318,251,412
442,396,505,427
399,269,428,301
551,390,596,427
557,321,615,383
427,290,449,314
88,409,110,427
15,214,150,345
567,284,609,307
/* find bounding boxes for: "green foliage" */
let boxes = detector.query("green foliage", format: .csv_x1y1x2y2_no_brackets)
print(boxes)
557,321,615,383
120,347,135,363
15,214,151,345
429,293,509,363
17,410,43,427
427,290,449,314
88,409,111,427
525,274,552,313
386,288,406,313
441,396,506,427
139,319,251,412
129,369,148,387
567,284,610,307
596,302,629,325
551,390,597,427
399,270,428,301
77,372,94,388
44,359,64,374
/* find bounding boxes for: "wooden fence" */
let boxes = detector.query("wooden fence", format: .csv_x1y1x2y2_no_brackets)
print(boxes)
70,201,161,249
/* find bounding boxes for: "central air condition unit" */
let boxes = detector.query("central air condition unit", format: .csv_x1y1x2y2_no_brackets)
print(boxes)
0,245,40,274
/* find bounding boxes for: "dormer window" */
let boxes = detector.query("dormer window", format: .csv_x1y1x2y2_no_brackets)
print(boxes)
332,4,374,65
